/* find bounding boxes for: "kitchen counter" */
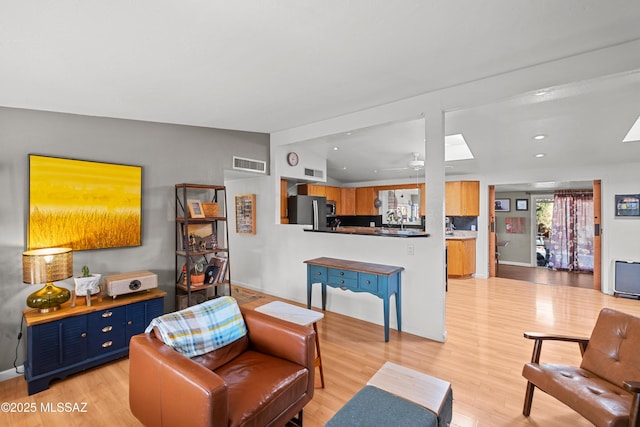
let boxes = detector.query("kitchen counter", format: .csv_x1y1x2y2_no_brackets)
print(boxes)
304,226,430,238
445,231,477,240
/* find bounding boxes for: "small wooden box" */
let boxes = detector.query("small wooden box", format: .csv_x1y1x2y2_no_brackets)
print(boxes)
202,202,220,217
176,290,207,310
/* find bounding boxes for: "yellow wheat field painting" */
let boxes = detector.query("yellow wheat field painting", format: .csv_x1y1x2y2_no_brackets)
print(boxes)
28,155,142,251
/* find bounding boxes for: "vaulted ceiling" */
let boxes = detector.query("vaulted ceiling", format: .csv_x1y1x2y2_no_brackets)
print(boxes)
2,2,640,182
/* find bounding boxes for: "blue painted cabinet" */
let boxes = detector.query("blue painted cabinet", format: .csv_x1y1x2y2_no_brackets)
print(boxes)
305,257,403,342
24,290,165,395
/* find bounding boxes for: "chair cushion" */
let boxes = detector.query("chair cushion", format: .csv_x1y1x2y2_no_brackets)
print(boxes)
581,308,640,387
146,296,247,358
523,363,631,427
215,350,310,427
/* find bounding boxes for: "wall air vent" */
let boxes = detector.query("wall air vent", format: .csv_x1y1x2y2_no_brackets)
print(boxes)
233,156,266,174
304,168,324,179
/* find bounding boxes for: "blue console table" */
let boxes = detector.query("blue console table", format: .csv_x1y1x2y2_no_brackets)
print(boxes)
304,257,404,342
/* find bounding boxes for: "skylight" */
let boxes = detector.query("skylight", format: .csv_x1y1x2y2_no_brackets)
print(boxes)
445,134,474,161
623,116,640,143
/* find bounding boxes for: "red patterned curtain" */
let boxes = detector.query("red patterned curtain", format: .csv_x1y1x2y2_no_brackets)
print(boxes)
548,190,594,272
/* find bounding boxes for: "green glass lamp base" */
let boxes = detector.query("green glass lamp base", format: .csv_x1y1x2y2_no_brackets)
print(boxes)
26,283,71,313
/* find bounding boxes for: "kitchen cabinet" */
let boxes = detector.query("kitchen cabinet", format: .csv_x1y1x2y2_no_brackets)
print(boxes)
324,186,341,204
297,183,326,197
446,238,476,278
355,187,377,215
280,179,289,223
339,188,356,215
445,181,479,216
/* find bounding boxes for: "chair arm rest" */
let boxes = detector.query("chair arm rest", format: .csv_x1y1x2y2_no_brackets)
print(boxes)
624,381,640,427
624,381,640,394
523,332,590,363
129,333,228,427
241,307,315,369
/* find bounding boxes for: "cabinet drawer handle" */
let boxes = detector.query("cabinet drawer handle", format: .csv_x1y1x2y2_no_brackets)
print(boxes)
340,279,344,284
340,285,347,291
339,272,344,276
102,341,113,348
81,332,87,338
365,280,371,285
316,271,322,276
102,311,113,318
102,326,113,333
127,321,133,325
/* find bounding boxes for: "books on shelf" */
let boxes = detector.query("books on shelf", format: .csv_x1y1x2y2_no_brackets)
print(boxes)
209,255,228,283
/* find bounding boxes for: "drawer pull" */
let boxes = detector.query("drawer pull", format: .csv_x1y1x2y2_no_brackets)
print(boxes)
127,321,133,325
80,332,87,338
365,280,371,285
316,271,322,276
102,326,113,333
340,279,344,284
102,341,113,348
102,311,113,318
340,271,344,276
340,285,347,291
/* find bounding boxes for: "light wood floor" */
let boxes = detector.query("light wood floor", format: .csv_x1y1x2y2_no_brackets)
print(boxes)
497,264,594,289
3,277,640,427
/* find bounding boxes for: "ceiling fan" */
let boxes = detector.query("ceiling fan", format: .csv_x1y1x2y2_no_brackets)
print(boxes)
380,152,425,172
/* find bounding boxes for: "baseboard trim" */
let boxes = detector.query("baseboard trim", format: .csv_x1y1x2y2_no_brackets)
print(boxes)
499,261,534,267
0,366,23,383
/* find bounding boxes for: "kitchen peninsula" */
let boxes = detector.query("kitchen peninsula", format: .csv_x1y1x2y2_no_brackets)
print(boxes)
305,226,430,237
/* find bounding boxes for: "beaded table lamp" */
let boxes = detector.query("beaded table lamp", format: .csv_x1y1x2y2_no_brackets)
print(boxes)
23,248,73,313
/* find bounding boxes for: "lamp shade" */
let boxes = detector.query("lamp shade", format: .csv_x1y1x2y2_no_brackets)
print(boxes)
23,247,73,284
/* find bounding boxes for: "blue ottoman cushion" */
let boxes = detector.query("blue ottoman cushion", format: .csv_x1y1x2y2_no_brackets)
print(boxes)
325,386,438,427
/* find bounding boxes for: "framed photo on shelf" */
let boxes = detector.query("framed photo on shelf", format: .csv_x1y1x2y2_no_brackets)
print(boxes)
516,199,529,211
495,198,510,212
235,194,256,234
187,199,205,218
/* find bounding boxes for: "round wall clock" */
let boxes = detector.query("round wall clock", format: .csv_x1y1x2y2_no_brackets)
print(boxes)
287,152,299,166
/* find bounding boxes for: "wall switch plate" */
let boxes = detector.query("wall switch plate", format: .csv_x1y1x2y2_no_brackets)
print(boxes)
407,244,414,255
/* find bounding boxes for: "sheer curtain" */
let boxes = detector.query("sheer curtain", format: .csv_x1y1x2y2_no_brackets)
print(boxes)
548,190,594,272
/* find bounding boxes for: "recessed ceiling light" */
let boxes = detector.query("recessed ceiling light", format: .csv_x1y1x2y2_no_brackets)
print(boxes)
346,132,352,136
535,153,546,158
333,146,339,151
535,90,549,96
533,135,546,140
342,166,347,170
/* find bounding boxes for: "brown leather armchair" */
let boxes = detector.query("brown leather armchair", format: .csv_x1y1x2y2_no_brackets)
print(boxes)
129,306,316,427
522,308,640,427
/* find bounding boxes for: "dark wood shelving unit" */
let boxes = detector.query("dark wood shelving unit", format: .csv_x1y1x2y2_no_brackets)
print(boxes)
175,183,231,309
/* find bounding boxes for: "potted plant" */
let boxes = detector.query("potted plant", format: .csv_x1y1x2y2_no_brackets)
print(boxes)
73,265,102,306
190,262,205,286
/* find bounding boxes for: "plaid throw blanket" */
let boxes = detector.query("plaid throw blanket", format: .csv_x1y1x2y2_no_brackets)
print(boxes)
145,296,247,358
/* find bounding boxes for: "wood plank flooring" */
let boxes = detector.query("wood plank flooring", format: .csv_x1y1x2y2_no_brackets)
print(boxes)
497,263,594,289
2,277,640,427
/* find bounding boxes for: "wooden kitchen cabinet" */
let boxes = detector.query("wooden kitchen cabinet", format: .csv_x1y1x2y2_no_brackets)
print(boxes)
339,187,356,215
324,186,341,204
446,238,476,278
297,183,326,197
280,179,289,223
445,181,479,216
355,187,377,215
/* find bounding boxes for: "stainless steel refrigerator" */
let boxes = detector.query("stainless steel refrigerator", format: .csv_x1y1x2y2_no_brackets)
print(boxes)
288,195,327,229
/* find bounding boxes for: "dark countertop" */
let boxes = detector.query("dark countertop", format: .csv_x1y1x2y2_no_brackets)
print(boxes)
304,226,430,238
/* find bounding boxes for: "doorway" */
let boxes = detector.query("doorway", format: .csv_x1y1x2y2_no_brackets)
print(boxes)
489,181,600,289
